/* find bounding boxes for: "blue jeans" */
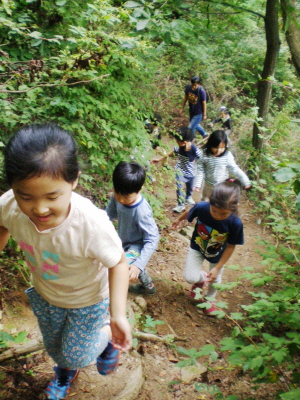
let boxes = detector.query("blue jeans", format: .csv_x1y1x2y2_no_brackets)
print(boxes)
176,174,194,206
189,114,206,138
125,244,153,288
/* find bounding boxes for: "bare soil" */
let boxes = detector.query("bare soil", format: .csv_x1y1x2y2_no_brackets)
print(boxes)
0,133,283,400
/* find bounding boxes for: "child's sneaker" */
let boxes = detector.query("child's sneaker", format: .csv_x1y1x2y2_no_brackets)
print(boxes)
45,366,79,400
190,272,207,299
186,196,195,205
203,301,218,317
97,342,120,375
173,204,185,213
129,283,156,295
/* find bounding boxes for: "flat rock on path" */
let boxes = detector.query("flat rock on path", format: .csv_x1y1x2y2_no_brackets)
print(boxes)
68,351,144,400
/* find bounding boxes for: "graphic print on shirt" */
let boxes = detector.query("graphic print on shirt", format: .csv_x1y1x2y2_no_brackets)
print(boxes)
187,91,198,105
42,250,60,280
194,222,228,258
20,241,36,272
20,241,60,280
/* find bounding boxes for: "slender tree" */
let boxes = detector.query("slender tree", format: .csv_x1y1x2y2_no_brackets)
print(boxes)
252,0,280,150
281,0,300,77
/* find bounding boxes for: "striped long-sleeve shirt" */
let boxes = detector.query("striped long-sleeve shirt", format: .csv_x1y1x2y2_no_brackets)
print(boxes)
197,150,251,188
174,144,202,187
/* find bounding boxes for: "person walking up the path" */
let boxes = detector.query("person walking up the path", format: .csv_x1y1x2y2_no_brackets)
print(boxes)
210,106,232,136
172,179,244,317
0,124,131,400
181,75,208,140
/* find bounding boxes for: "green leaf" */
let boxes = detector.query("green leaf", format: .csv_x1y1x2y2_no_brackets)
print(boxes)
197,344,216,356
243,327,260,337
31,39,43,47
195,383,222,394
136,19,150,30
230,313,245,320
28,31,43,39
272,350,287,364
13,331,28,344
249,356,264,369
210,351,219,361
67,38,77,44
227,264,239,270
125,1,142,8
286,163,300,169
0,331,15,342
280,389,300,400
293,179,300,195
273,167,296,182
252,276,273,286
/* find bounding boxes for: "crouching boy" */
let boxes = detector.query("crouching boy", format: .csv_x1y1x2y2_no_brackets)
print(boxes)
106,161,159,295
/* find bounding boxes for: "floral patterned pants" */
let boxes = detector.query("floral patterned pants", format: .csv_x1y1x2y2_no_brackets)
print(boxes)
26,287,110,369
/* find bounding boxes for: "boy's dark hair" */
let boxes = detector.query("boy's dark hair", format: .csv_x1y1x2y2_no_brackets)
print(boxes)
204,130,228,156
113,161,146,195
209,179,242,212
172,126,193,142
4,123,80,185
191,76,201,84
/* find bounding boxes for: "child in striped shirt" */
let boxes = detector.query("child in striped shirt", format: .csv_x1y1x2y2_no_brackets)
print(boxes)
151,127,202,213
199,130,251,200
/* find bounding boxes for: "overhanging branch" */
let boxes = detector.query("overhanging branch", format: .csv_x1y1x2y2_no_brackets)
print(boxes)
199,0,265,19
0,74,110,93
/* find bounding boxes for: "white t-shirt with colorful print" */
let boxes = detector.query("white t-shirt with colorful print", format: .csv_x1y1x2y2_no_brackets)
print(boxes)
0,190,123,308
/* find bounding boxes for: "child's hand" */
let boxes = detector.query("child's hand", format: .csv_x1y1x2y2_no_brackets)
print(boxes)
207,267,219,283
244,184,252,191
150,158,160,164
172,219,181,229
193,186,200,192
110,316,132,352
128,264,140,281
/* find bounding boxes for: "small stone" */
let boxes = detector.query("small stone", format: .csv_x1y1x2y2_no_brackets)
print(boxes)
134,296,147,310
180,363,207,383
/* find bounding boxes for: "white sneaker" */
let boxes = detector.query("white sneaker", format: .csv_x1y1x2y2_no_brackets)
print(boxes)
186,197,195,205
173,205,185,213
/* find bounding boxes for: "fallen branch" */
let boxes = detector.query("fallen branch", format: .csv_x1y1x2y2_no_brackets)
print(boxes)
133,330,187,343
0,330,187,363
0,338,43,363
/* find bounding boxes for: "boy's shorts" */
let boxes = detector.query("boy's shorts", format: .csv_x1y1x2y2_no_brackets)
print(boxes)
125,244,142,265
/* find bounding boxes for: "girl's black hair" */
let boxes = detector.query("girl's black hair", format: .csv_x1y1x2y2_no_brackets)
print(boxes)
209,179,242,212
204,130,228,156
4,123,80,185
113,161,146,195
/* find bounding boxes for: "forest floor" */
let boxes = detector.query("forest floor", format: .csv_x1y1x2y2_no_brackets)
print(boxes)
0,129,284,400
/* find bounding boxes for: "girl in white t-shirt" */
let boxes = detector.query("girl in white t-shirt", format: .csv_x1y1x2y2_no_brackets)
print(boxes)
0,124,131,400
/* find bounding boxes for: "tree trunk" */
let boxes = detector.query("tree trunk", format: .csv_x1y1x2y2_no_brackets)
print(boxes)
281,0,300,77
252,0,280,151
